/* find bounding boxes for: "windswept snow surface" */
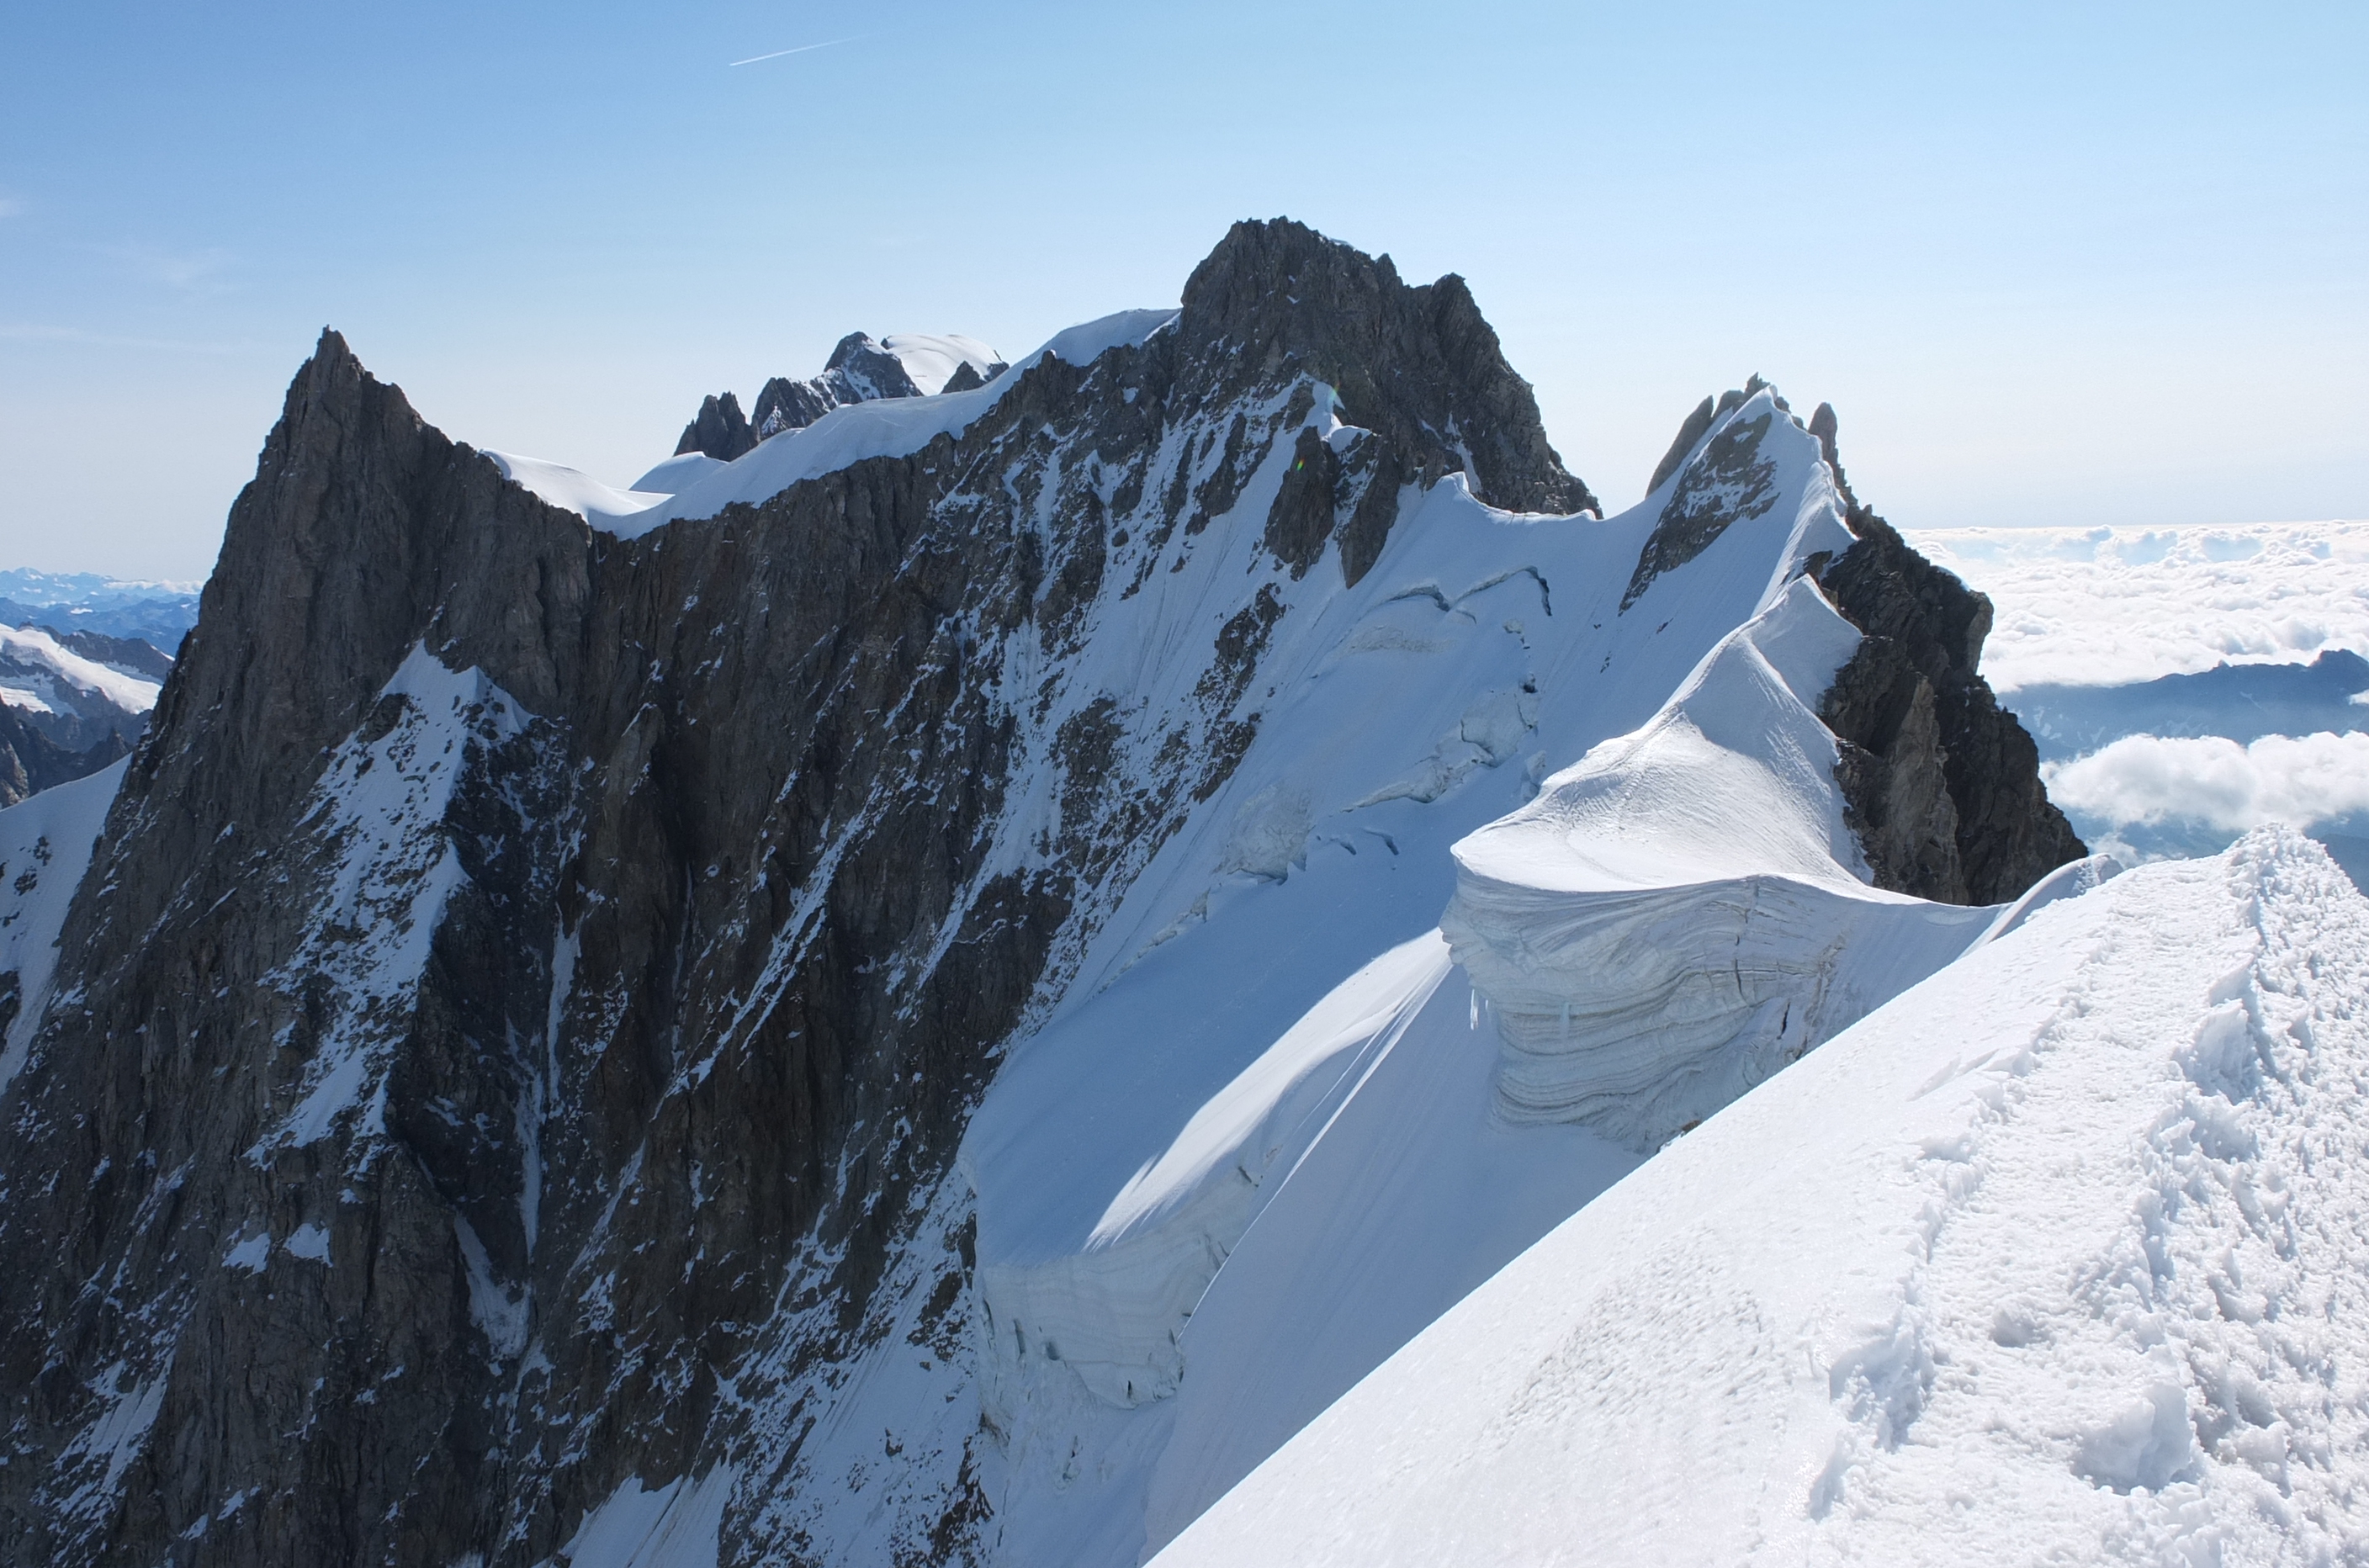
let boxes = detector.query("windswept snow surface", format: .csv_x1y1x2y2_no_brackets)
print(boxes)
555,1468,736,1568
877,332,1004,395
0,757,125,1093
1444,576,2000,1150
952,389,2042,1564
485,452,670,534
493,310,1176,540
1156,829,2369,1568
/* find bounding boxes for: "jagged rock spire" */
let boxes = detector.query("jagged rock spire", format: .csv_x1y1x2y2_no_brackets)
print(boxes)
1179,219,1597,516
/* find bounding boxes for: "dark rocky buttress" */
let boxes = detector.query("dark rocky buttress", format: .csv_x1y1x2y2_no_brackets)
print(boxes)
1795,404,2085,903
0,219,1594,1567
1813,497,2088,903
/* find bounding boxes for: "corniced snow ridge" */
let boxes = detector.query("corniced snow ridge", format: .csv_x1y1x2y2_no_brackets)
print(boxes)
1155,828,2369,1567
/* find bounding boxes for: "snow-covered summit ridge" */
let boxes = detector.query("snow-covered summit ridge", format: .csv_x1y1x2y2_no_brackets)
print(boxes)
488,310,1172,540
0,219,2091,1568
956,379,2074,1563
1158,828,2369,1567
1444,569,2004,1150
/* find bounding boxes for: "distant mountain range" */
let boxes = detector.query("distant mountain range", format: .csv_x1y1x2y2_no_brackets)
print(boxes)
0,568,199,654
0,574,183,803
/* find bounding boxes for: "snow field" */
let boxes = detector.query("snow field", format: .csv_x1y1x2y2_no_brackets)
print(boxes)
1153,829,2369,1567
0,757,126,1094
954,388,1982,1562
0,622,162,718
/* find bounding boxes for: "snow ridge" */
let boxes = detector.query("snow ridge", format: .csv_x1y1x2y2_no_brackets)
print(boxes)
1155,829,2369,1566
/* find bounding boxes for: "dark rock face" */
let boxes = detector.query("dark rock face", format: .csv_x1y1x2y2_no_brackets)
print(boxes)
1177,220,1596,518
1621,408,1780,611
1646,395,1715,497
1814,499,2087,903
1807,401,1842,479
0,220,1599,1568
750,371,834,436
676,389,757,461
821,331,925,400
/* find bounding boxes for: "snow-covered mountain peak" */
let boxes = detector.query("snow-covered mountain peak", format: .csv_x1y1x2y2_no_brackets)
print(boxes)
667,329,1014,464
0,225,2100,1568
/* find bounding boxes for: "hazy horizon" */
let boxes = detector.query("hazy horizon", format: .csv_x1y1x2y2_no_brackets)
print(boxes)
6,0,2362,579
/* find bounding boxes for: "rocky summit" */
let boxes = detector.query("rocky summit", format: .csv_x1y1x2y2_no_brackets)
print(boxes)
0,219,2080,1567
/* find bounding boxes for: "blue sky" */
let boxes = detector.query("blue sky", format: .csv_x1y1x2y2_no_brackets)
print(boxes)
3,0,2362,579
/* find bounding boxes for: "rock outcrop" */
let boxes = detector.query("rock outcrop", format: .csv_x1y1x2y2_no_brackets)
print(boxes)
1624,389,2083,905
1802,407,2086,903
676,390,757,461
679,333,1014,462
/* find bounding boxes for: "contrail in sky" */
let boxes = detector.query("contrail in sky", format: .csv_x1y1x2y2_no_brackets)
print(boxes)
729,37,861,66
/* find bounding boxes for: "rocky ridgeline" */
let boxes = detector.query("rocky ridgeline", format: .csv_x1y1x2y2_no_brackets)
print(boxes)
676,333,1015,462
0,219,2075,1565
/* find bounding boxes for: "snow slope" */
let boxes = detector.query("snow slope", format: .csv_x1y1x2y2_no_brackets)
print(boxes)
0,623,161,719
1156,829,2369,1567
946,385,2069,1563
0,758,125,1094
877,332,1005,395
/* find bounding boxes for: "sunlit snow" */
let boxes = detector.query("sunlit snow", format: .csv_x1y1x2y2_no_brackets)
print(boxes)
1156,829,2369,1567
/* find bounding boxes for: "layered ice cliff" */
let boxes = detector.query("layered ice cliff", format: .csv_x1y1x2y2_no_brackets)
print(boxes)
1158,829,2369,1567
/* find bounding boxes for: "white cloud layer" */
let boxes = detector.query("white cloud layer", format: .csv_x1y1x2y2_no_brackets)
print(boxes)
2044,730,2369,834
1910,521,2369,692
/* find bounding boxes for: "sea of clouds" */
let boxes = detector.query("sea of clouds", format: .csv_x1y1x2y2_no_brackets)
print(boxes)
1912,521,2367,881
1914,521,2369,693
